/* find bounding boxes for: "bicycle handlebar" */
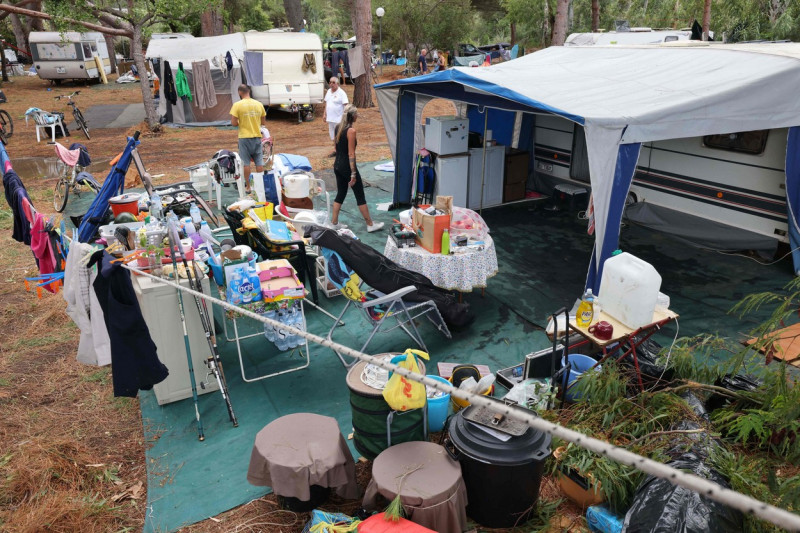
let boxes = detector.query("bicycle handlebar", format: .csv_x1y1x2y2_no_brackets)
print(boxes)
54,90,81,101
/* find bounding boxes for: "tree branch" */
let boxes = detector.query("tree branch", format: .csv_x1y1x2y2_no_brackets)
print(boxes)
626,428,707,446
0,4,133,37
0,0,41,21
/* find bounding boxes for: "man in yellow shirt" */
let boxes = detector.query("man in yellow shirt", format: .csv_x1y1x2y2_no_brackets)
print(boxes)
230,84,267,195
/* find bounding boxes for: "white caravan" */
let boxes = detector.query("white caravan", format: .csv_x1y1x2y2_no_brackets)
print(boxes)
29,32,111,83
565,28,695,46
533,114,788,248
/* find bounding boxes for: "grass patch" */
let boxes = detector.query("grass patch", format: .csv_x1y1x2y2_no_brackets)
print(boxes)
11,334,67,351
0,377,11,386
0,206,12,231
82,369,110,386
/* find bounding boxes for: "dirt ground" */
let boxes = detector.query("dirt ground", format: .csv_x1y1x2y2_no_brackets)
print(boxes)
0,68,582,532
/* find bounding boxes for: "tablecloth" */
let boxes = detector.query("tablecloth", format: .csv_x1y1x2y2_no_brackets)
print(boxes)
247,413,359,500
363,441,468,533
384,235,498,292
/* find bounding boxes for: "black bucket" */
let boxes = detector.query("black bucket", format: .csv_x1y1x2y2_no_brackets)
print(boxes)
445,407,551,528
346,357,426,460
277,484,329,512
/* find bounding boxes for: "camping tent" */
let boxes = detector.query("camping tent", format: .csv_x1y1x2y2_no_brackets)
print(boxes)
374,43,800,287
145,33,246,125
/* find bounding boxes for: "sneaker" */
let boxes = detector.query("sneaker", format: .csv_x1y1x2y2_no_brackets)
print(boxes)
327,222,348,230
366,222,385,233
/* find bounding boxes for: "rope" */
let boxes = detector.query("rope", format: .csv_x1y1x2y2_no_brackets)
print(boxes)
122,264,800,531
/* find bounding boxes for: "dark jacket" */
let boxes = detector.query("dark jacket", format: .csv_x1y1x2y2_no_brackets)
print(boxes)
163,60,178,105
3,169,32,245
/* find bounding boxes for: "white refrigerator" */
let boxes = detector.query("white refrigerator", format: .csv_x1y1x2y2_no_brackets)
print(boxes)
468,145,505,209
434,153,469,208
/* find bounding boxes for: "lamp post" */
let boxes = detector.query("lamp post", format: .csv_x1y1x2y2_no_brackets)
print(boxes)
376,7,385,76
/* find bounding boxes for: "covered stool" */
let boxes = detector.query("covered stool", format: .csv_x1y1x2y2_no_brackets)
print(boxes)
247,413,359,510
363,441,468,533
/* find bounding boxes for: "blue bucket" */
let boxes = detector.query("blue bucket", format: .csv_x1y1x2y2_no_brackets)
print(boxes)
561,354,601,402
426,375,452,432
208,256,224,286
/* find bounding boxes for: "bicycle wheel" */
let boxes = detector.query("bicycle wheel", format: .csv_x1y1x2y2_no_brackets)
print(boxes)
371,68,378,84
53,176,70,212
74,108,90,139
0,126,6,146
0,109,14,138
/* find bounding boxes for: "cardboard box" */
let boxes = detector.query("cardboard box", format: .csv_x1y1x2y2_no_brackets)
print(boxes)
412,197,452,254
256,259,305,302
504,181,526,203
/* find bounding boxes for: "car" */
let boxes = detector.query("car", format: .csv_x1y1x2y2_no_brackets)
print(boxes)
457,43,482,57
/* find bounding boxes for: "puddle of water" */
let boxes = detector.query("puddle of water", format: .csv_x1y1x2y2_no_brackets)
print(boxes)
13,156,113,181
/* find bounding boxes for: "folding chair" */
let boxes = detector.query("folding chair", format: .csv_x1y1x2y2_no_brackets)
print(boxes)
27,110,67,143
322,248,451,368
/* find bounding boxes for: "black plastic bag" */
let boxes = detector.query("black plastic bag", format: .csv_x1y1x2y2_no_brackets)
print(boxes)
706,373,761,413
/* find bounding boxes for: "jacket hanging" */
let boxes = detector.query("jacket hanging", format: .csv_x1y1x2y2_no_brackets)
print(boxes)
175,62,193,101
163,60,178,105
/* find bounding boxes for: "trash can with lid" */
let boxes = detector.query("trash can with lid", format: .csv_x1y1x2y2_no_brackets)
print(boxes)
444,405,551,527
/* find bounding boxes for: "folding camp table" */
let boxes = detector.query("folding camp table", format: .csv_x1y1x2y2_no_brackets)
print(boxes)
568,308,679,390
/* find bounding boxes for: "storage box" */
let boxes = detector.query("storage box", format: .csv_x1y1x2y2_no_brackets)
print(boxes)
412,202,452,254
424,116,468,155
256,259,305,302
503,181,526,203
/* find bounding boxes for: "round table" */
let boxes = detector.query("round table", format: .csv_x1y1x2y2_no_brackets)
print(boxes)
363,441,468,533
246,413,359,501
383,235,498,293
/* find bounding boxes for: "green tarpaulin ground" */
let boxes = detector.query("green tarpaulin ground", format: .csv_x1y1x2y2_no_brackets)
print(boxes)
140,162,794,532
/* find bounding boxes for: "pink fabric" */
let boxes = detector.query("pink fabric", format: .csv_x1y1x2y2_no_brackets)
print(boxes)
54,142,80,167
30,214,57,292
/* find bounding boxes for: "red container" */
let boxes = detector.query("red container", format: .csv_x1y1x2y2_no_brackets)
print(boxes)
109,193,141,218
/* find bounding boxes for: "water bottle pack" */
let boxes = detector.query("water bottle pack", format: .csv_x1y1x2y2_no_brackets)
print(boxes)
262,301,306,351
227,266,262,305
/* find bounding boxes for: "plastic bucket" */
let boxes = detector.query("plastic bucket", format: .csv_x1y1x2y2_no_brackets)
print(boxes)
109,193,141,217
208,256,224,286
426,375,451,432
561,354,601,402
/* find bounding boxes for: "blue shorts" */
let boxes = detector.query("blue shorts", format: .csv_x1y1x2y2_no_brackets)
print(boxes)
238,137,263,166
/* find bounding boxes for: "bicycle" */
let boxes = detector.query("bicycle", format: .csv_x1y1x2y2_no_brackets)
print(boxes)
401,64,420,78
51,141,101,212
0,90,14,145
55,91,90,140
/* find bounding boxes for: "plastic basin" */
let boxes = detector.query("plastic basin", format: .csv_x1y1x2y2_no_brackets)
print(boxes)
426,375,451,432
561,353,601,402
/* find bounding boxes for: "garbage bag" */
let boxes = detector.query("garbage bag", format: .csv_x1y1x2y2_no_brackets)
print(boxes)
706,373,761,412
621,337,673,387
623,420,743,533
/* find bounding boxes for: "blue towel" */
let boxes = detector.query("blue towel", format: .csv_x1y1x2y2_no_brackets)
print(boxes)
243,51,263,86
277,153,312,171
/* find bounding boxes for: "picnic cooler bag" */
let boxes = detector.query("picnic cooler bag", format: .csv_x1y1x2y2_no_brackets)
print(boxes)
346,357,426,460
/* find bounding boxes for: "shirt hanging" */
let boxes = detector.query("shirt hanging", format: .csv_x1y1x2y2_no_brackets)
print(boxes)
175,62,192,101
347,45,366,79
191,59,217,110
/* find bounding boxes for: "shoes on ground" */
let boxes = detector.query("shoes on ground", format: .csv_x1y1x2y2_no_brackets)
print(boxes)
366,222,385,233
327,222,348,230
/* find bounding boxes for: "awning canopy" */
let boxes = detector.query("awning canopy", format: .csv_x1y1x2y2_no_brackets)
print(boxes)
375,43,800,286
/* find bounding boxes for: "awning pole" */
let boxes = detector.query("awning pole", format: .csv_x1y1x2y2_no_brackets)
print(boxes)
479,109,488,214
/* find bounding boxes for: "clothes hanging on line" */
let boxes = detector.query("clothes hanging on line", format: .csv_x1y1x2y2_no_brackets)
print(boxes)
175,62,192,101
63,242,111,366
163,60,177,105
30,213,57,288
88,250,169,397
191,59,217,110
3,168,33,245
243,51,264,86
347,45,366,79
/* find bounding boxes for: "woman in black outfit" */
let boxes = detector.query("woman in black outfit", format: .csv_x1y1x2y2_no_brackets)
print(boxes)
330,104,384,232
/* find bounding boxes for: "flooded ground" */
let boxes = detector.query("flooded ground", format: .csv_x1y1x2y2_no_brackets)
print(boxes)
12,155,113,181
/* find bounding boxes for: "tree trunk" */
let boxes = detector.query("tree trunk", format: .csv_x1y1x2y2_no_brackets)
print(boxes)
200,8,224,36
131,25,158,131
510,22,516,45
702,0,711,40
591,0,599,32
350,0,372,108
543,0,551,47
282,0,303,31
551,0,570,46
0,47,8,83
103,33,117,74
9,14,29,58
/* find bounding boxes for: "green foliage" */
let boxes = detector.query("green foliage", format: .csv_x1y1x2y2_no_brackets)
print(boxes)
380,0,474,55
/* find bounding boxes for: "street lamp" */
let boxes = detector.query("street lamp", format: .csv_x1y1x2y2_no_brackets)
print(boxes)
376,7,385,76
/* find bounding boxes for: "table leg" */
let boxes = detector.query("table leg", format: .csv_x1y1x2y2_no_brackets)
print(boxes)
458,292,463,303
481,287,485,297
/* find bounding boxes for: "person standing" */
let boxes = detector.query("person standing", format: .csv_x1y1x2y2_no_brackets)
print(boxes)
229,84,266,195
330,105,384,233
323,77,348,157
418,48,428,74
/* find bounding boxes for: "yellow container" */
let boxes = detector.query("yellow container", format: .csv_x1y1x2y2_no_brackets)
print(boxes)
252,202,274,222
449,379,493,412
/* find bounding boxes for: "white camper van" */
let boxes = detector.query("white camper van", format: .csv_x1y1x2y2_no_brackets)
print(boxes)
29,32,111,83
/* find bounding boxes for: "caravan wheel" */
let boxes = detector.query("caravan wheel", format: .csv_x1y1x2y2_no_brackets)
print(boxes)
625,192,638,207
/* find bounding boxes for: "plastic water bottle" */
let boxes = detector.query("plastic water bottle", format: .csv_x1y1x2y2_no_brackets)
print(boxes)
576,288,594,328
228,269,243,305
248,266,263,302
198,220,220,246
441,228,450,255
263,310,277,341
189,202,201,224
274,310,289,351
150,192,163,221
293,304,306,346
182,217,196,235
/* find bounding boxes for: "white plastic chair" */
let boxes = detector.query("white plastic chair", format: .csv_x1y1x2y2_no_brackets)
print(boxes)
208,150,246,207
182,162,214,202
27,110,67,143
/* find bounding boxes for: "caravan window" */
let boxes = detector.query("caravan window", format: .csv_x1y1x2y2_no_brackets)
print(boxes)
82,43,92,59
35,42,78,60
703,130,769,155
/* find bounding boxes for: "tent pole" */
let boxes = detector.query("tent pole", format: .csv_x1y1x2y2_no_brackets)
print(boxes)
479,109,488,214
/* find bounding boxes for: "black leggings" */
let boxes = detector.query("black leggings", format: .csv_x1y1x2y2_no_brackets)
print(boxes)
333,167,366,206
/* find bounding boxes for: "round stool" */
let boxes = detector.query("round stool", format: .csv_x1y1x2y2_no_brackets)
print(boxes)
362,441,468,533
247,413,359,509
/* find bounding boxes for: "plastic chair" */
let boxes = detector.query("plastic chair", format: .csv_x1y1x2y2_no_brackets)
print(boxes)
209,150,246,207
27,110,67,143
509,44,519,60
322,248,450,368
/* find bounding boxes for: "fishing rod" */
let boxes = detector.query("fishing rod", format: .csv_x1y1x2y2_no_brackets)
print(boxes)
165,219,205,441
166,215,238,428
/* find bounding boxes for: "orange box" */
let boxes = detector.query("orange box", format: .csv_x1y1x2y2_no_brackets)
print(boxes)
412,205,451,254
